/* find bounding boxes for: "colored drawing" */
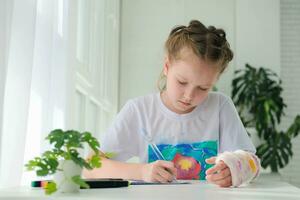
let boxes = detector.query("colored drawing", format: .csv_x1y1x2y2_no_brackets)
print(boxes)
148,141,217,180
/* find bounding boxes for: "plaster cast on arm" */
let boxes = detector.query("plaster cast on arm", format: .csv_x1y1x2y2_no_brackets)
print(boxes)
216,150,260,187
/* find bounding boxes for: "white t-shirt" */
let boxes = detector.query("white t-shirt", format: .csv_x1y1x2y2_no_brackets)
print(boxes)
101,92,255,180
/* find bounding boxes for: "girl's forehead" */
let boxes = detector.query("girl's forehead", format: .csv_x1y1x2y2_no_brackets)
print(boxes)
170,54,220,86
172,54,220,73
171,46,198,60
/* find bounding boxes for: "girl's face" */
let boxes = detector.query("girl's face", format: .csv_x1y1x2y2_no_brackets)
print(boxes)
162,48,220,114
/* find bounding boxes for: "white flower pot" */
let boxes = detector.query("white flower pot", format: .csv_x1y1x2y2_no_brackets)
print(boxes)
53,160,82,193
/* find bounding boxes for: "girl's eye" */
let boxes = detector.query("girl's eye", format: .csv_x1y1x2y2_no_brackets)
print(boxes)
178,81,187,85
197,86,208,91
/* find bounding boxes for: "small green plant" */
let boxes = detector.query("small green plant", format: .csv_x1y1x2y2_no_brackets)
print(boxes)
25,129,104,194
232,63,300,172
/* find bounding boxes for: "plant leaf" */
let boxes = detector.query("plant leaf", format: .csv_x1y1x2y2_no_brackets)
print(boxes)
46,129,65,149
65,130,82,149
81,132,100,153
287,115,300,138
89,154,101,168
72,175,90,189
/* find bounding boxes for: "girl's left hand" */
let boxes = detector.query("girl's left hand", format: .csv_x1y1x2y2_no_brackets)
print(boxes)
205,157,232,187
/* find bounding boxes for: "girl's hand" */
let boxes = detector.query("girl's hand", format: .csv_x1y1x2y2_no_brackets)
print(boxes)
142,160,177,183
205,157,232,187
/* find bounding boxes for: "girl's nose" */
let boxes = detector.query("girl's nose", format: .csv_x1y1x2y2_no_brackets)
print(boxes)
184,88,194,101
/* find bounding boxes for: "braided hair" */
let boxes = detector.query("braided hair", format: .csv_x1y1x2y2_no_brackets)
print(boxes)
165,20,233,73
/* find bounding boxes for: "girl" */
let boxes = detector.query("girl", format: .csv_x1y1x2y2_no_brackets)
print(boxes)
83,20,260,187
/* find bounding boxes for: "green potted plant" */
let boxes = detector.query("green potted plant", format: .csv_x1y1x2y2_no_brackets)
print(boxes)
231,63,300,172
25,129,104,194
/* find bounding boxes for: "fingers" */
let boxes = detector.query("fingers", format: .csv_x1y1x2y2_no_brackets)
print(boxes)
205,156,216,164
210,175,232,187
206,167,232,187
206,160,227,175
144,160,177,183
156,167,175,182
205,159,232,187
157,160,177,175
158,160,176,170
206,167,231,182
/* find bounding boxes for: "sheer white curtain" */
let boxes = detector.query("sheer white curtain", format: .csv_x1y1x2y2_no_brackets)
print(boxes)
0,0,11,154
0,0,73,187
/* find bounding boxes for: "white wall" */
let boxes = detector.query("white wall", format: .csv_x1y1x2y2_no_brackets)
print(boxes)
279,0,300,188
235,0,281,74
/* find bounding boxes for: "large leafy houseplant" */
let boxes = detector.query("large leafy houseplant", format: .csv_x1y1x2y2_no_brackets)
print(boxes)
232,63,300,172
25,129,105,194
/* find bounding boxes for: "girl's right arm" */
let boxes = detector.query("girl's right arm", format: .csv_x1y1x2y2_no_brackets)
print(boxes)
82,154,177,183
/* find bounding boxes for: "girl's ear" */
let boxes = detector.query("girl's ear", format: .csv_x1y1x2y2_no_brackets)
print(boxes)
163,56,170,76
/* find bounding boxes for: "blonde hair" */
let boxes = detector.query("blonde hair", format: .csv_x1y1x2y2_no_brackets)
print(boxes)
158,20,233,91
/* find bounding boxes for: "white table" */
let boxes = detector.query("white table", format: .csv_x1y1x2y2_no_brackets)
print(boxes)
0,174,299,200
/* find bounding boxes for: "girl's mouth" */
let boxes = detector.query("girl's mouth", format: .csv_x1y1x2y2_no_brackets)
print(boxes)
179,100,191,106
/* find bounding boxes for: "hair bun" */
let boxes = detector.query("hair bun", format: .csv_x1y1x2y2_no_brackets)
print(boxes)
189,20,202,26
216,29,226,39
208,26,226,39
165,19,233,74
188,20,206,30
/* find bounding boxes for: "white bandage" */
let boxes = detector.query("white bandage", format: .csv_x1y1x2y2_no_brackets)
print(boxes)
216,150,260,187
